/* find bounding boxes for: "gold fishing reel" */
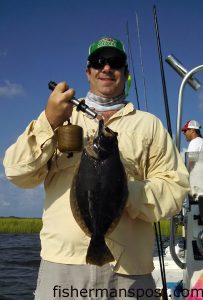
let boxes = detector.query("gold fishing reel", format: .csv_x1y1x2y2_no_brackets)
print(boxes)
48,80,99,153
57,120,83,153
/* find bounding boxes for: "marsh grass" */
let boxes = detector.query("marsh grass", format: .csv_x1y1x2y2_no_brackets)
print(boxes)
155,219,182,236
0,217,181,235
0,217,42,233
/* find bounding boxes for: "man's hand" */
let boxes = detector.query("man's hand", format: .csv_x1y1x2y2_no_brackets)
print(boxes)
45,82,75,129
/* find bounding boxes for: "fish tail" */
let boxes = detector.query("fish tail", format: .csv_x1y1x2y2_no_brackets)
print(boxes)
86,235,114,266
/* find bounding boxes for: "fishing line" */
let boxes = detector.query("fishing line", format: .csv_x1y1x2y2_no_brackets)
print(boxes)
135,12,149,112
152,7,172,299
126,21,140,110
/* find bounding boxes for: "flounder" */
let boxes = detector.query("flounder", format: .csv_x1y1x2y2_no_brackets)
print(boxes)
70,119,128,266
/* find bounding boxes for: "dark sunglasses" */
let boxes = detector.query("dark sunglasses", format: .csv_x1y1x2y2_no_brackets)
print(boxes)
88,56,126,70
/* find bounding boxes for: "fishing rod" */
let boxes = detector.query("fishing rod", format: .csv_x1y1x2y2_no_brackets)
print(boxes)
153,6,172,300
135,12,148,112
126,21,140,110
48,81,98,120
154,223,168,300
153,5,172,138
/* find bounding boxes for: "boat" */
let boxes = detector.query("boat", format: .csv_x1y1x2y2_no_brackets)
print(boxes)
152,62,203,299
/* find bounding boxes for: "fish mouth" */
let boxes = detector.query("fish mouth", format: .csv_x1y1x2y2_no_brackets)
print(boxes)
98,119,114,136
92,120,118,159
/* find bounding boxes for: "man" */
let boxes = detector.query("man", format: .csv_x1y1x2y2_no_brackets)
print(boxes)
181,120,203,152
3,37,189,300
182,120,203,195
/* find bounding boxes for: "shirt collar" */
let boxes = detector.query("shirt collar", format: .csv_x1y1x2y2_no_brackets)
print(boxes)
108,102,135,120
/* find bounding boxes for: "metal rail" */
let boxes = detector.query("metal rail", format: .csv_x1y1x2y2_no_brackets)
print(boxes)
170,65,203,269
176,65,203,151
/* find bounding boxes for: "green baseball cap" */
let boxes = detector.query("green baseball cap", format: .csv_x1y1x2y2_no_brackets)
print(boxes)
88,37,127,59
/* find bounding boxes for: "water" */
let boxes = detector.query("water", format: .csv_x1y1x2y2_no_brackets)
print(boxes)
0,234,174,300
0,234,41,300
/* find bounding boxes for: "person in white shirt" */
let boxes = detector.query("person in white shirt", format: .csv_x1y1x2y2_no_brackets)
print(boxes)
181,120,203,152
182,120,203,194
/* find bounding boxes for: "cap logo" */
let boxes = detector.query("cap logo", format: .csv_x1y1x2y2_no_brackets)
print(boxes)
88,36,126,59
97,38,117,49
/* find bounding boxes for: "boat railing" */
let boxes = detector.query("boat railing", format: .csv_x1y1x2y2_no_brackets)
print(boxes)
170,64,203,269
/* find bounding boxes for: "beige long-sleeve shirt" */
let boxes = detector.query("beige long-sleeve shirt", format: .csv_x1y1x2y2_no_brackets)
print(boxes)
3,102,189,275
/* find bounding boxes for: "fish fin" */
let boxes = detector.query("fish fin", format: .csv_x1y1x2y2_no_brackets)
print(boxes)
86,235,114,266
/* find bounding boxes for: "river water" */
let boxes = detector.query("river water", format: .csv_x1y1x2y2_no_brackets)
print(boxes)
0,234,40,300
0,234,173,300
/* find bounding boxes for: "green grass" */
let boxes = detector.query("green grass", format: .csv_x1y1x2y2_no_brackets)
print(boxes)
154,219,182,236
0,217,182,235
0,217,42,233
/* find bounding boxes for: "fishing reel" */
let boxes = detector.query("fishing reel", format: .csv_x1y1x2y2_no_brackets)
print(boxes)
56,120,83,153
48,81,92,153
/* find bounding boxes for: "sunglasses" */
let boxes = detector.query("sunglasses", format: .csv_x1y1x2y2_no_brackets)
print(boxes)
88,56,126,70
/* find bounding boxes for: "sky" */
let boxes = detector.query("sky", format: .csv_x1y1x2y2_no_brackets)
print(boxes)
0,0,203,217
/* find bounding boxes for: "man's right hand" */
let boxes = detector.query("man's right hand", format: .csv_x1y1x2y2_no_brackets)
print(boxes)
45,82,75,130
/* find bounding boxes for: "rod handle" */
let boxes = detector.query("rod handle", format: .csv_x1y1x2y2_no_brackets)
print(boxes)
48,81,97,119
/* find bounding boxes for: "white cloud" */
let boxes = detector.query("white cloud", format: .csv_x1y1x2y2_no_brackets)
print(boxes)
0,199,10,207
0,181,44,217
0,80,25,98
0,162,43,217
